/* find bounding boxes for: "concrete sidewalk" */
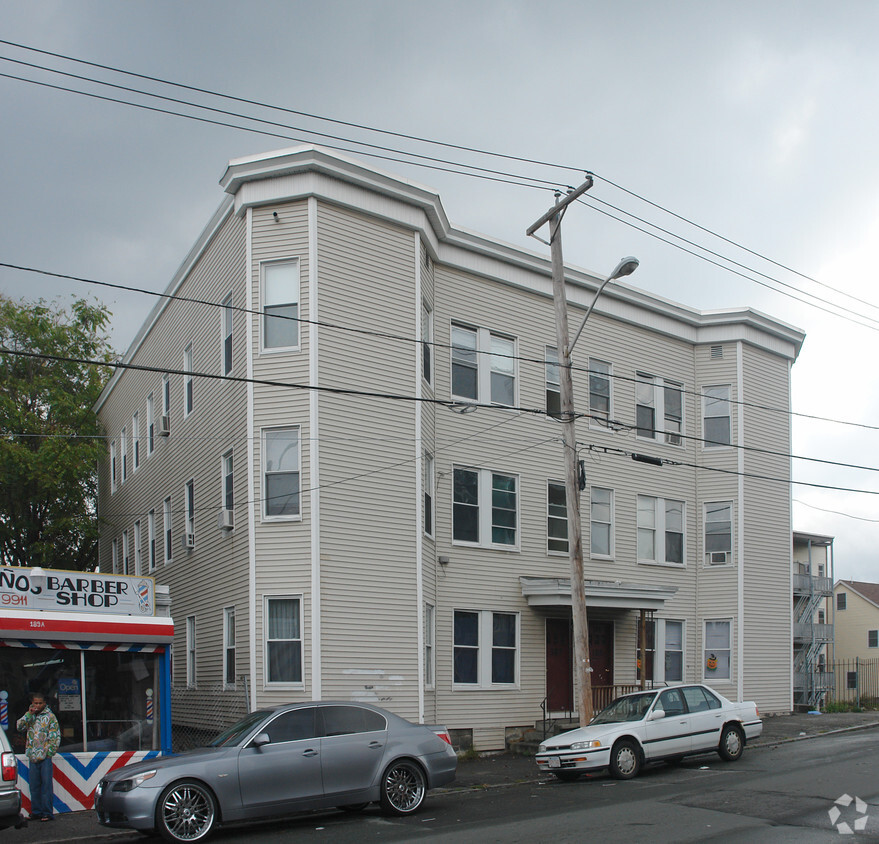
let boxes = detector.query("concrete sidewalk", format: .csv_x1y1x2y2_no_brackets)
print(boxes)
11,711,879,843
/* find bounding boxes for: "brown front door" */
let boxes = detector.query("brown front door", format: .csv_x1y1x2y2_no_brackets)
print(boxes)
545,618,573,711
588,620,614,687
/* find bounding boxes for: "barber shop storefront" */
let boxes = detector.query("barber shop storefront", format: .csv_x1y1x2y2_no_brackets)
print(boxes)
0,566,173,814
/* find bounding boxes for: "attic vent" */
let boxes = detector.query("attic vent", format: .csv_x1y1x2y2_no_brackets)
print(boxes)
710,345,724,360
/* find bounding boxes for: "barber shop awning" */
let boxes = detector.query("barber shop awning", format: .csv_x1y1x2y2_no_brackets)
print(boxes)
520,576,677,610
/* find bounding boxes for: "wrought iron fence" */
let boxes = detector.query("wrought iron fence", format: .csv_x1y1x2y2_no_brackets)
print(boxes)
829,658,879,709
170,680,250,751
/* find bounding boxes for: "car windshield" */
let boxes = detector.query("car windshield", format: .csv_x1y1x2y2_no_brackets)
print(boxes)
208,710,269,747
591,692,657,724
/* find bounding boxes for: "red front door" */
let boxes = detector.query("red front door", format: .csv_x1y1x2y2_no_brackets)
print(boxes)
545,618,573,711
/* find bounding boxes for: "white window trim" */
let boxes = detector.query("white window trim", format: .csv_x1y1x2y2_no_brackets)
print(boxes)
221,292,233,375
185,479,195,540
110,440,117,493
264,594,304,688
546,479,568,556
122,529,129,576
452,609,520,690
260,258,301,354
147,393,155,456
120,426,128,483
162,373,171,417
637,495,686,567
423,451,434,538
223,606,236,688
111,537,118,574
183,343,194,418
424,602,435,690
422,301,433,387
702,384,733,450
186,615,196,688
703,617,733,683
635,372,684,446
133,520,142,576
261,426,302,522
132,412,140,472
163,496,173,565
651,618,685,684
703,500,734,567
450,321,518,407
587,358,613,429
222,450,234,514
545,346,560,420
147,509,156,571
452,466,519,550
589,486,615,560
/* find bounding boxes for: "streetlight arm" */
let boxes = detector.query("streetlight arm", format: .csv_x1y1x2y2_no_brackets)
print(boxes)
569,257,639,353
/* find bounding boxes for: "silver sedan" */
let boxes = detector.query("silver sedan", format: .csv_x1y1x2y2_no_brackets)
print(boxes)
95,701,457,842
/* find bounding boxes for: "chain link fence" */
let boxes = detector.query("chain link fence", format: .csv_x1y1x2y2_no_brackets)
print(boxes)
170,680,250,751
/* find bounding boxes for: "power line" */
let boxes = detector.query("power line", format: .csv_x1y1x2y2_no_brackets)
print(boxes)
793,499,879,523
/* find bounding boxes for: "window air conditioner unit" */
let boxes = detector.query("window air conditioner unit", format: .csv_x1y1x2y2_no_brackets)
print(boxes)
708,551,728,565
159,415,171,437
218,509,234,530
182,532,195,549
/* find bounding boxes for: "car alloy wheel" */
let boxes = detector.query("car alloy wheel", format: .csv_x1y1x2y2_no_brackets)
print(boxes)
156,780,217,842
380,760,426,815
718,724,744,761
609,739,641,780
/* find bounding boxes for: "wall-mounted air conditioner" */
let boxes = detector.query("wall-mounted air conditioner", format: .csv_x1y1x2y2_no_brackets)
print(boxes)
182,532,195,549
159,415,171,437
218,509,234,530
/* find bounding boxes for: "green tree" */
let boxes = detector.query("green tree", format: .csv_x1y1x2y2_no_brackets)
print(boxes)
0,295,114,571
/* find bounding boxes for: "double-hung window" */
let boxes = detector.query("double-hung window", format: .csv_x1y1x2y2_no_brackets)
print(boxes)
222,451,234,512
120,426,128,483
546,481,568,554
185,480,195,544
147,509,156,571
224,606,236,686
163,497,173,563
111,537,119,574
704,501,732,565
869,630,878,649
184,343,194,417
703,385,731,447
837,593,847,611
704,619,731,681
222,293,233,375
122,529,130,575
453,610,518,687
133,520,142,576
588,359,612,426
590,487,614,558
186,616,196,687
262,259,300,350
263,427,301,519
423,451,434,537
162,373,171,418
110,440,117,493
147,393,155,455
452,467,518,548
638,620,685,684
132,412,140,471
637,495,685,565
265,596,302,684
635,373,683,445
424,603,435,688
545,346,561,419
664,620,684,682
450,323,516,406
422,301,433,385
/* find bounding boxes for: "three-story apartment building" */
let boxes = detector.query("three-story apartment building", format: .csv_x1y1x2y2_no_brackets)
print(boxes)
95,146,804,749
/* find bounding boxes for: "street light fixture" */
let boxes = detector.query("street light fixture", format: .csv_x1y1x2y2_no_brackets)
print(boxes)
527,181,638,728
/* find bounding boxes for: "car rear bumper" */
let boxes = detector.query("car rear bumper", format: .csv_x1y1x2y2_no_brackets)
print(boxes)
742,719,763,742
0,786,23,830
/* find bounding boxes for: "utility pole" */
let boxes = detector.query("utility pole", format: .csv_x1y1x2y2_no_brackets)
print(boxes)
527,178,638,727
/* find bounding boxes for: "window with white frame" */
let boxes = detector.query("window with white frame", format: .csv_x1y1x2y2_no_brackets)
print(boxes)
133,520,141,576
704,619,731,681
452,467,517,547
222,293,233,375
120,426,128,483
148,509,156,571
590,487,614,558
422,301,433,385
869,630,878,649
132,412,140,471
163,496,173,563
637,495,685,565
635,373,683,445
664,620,684,682
222,451,234,512
186,616,196,687
703,385,731,447
453,610,517,687
162,373,171,417
110,440,117,493
147,393,155,455
263,427,301,518
122,529,130,575
424,603,435,688
265,597,302,684
704,501,732,565
450,323,516,406
837,592,847,610
224,606,236,686
547,481,568,554
423,451,434,537
111,537,119,574
588,359,612,426
184,343,193,417
262,259,300,350
545,346,561,419
185,480,195,543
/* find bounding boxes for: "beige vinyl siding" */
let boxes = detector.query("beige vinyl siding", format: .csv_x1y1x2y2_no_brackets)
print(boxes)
98,209,250,691
313,202,421,718
834,586,879,661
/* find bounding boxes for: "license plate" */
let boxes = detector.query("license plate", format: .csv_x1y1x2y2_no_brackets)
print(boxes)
548,756,561,768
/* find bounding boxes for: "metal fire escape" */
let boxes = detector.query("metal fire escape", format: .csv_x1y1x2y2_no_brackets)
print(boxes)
793,535,834,710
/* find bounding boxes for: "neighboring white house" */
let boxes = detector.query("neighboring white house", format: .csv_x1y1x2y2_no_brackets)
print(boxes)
95,145,805,750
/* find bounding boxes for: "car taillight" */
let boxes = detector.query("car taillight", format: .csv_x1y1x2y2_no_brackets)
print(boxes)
1,751,16,782
432,728,452,745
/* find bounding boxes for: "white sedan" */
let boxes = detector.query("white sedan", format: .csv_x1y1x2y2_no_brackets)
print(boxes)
536,684,762,781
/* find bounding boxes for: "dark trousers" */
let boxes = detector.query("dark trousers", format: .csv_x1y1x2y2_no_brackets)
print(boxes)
29,757,54,818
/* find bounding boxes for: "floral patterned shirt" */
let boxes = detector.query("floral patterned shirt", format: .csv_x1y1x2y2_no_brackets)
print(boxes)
16,706,61,761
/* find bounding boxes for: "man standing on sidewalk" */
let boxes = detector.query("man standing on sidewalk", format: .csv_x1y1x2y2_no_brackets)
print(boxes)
16,693,60,822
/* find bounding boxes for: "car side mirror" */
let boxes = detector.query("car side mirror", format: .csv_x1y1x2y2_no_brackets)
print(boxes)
647,710,666,721
251,732,271,748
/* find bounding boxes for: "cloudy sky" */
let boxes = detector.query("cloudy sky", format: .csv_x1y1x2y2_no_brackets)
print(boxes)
2,1,877,581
